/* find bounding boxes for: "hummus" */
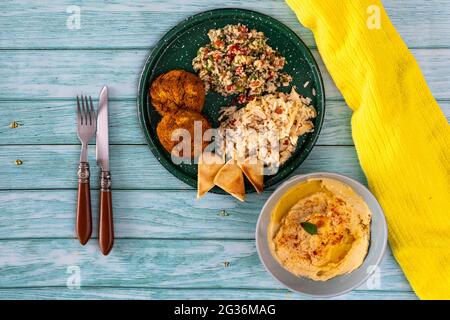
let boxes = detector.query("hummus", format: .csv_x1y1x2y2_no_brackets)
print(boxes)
268,178,371,281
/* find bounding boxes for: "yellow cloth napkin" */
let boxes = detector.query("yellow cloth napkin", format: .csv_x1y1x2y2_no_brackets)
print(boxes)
286,0,450,299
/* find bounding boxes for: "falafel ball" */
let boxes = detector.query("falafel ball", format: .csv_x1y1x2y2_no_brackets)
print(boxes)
156,109,211,158
150,70,205,115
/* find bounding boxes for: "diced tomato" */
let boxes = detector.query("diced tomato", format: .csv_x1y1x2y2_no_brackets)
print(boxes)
239,25,248,33
214,40,224,48
250,80,261,87
238,94,247,104
235,66,244,75
228,44,239,54
239,48,248,55
275,107,283,114
275,59,285,67
227,44,248,56
213,52,221,61
226,52,235,61
226,85,234,92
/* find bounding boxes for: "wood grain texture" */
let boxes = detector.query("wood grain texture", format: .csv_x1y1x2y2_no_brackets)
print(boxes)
1,49,450,100
76,179,93,245
2,0,444,299
2,100,449,146
98,183,114,255
0,0,448,49
0,190,267,239
0,239,411,291
0,145,366,190
0,288,417,300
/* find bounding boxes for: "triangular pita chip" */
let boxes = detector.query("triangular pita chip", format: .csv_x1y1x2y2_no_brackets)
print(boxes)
213,159,245,202
239,157,264,193
197,152,225,199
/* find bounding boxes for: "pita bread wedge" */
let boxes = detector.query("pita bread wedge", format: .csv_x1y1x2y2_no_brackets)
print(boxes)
197,152,225,199
239,157,264,193
214,159,245,202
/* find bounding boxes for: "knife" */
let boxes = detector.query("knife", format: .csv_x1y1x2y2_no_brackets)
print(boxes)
96,86,114,255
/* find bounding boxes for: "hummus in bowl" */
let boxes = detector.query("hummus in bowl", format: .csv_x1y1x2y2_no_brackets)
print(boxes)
256,173,387,297
268,178,371,281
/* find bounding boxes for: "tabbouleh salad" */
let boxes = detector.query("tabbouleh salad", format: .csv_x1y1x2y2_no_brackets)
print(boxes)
192,24,292,100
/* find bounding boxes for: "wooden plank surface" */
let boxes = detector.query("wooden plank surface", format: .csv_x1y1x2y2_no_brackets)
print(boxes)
0,188,414,295
0,288,417,300
0,145,366,190
1,49,450,100
0,239,410,291
0,100,352,146
2,100,449,146
0,0,448,49
2,0,445,300
0,190,270,239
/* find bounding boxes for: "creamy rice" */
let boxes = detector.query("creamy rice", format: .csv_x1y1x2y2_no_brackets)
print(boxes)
217,88,316,170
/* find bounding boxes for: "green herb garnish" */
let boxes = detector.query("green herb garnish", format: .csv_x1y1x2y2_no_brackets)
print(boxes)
300,222,318,235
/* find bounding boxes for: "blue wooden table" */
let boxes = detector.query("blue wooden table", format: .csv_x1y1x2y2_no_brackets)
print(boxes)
1,0,449,300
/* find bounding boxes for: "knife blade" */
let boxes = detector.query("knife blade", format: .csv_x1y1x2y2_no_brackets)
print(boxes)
96,86,109,171
96,85,114,255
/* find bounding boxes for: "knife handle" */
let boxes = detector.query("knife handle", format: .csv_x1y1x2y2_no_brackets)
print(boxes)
76,162,92,245
99,171,114,255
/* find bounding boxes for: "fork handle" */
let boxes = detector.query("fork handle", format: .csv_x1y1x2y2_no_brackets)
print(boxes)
76,162,92,245
99,171,114,255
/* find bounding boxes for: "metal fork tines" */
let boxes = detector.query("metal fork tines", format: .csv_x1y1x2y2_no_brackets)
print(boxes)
77,95,97,161
76,95,96,245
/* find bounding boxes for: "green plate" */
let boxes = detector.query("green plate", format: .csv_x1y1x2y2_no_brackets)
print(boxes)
137,8,325,193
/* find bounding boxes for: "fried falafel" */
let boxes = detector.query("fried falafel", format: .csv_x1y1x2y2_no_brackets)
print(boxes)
156,109,211,158
150,70,205,115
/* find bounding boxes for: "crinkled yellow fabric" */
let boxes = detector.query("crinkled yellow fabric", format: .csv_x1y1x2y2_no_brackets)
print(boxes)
286,0,450,299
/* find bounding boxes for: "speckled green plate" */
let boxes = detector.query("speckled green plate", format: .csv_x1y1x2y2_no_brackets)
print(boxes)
137,8,325,193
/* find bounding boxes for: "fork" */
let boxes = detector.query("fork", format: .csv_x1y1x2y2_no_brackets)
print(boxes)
76,95,96,245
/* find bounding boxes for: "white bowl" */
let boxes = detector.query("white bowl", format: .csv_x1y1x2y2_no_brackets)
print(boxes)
256,172,388,298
